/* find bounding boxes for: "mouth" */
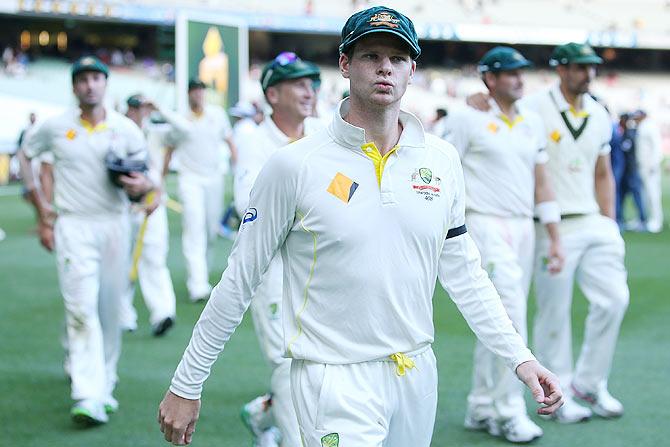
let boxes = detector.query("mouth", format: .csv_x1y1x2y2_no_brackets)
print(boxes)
374,81,393,88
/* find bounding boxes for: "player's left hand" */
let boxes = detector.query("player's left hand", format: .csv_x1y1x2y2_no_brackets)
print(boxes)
547,240,565,274
118,172,153,199
516,360,563,415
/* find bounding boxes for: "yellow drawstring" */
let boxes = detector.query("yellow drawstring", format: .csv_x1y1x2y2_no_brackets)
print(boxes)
389,352,416,376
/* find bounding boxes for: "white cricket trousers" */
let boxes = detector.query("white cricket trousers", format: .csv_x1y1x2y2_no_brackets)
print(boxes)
291,346,438,447
177,171,223,298
249,255,301,446
121,204,176,327
533,214,629,392
54,213,130,402
465,213,534,421
641,168,663,230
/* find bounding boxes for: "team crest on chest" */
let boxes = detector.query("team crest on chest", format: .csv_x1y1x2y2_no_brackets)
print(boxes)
66,129,77,140
411,167,441,201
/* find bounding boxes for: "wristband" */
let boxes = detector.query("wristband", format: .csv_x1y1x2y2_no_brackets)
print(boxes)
536,201,561,224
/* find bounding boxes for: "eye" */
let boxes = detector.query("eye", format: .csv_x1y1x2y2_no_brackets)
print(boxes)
391,55,408,63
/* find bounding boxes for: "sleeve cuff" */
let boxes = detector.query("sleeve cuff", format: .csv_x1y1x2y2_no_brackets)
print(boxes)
446,224,467,239
169,382,202,400
510,351,537,372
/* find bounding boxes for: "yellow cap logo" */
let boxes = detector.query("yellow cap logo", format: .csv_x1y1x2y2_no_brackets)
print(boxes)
369,12,400,28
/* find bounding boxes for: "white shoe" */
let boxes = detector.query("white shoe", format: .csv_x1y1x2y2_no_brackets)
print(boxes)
71,399,109,426
241,394,273,438
104,396,119,414
496,415,543,443
572,384,624,418
543,395,592,424
255,427,282,447
464,411,489,431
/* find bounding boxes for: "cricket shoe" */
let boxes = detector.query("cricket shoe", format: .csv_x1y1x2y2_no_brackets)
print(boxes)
104,396,119,415
241,394,274,439
255,427,282,447
71,399,109,426
152,316,175,337
541,395,592,424
572,383,624,418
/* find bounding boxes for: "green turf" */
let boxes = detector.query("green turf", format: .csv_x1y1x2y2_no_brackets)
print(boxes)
1,175,669,446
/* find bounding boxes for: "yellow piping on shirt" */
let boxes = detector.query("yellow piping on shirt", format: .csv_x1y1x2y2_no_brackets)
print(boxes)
498,114,524,129
361,142,398,187
79,118,108,133
568,106,589,118
287,211,318,358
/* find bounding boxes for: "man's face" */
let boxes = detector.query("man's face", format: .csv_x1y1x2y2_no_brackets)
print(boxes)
558,63,596,95
266,77,315,121
72,71,107,107
339,34,416,108
188,87,206,109
486,69,524,102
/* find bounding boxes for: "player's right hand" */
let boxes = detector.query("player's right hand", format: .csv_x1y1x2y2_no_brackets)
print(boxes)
38,220,55,252
466,92,492,112
158,390,201,445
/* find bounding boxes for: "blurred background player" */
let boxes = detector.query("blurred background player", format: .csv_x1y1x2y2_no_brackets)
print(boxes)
120,94,177,336
235,51,322,447
443,46,563,443
611,113,647,231
19,56,154,425
161,79,238,302
634,110,664,232
524,43,629,423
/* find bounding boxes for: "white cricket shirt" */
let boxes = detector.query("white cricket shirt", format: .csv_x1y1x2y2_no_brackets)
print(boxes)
164,105,233,177
23,108,146,216
442,100,547,218
170,99,534,399
520,84,612,215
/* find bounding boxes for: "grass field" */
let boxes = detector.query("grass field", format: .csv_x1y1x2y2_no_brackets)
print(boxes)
1,176,669,447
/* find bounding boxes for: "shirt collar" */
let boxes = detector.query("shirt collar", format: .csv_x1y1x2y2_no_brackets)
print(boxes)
75,107,109,133
550,83,592,117
328,98,425,153
261,115,293,147
487,98,525,127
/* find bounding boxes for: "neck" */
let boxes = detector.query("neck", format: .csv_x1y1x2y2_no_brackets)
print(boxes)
190,103,203,115
492,94,517,119
271,113,305,140
345,97,402,155
559,82,582,110
80,103,105,126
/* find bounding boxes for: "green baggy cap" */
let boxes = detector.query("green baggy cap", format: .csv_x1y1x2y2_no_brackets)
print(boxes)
549,42,603,66
260,52,321,92
339,6,421,59
478,46,533,73
71,56,109,82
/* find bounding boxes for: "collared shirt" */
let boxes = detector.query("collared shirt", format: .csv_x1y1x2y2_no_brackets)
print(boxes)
520,83,611,215
23,108,146,216
442,99,547,218
164,105,233,177
170,98,534,399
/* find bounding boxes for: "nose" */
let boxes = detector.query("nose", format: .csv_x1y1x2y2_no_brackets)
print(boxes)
376,56,392,76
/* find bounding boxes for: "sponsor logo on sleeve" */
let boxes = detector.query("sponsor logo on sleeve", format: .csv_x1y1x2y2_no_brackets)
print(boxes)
242,207,258,224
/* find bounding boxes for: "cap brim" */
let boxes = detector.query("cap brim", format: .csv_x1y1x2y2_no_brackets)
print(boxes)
480,59,533,72
571,55,604,65
341,28,420,59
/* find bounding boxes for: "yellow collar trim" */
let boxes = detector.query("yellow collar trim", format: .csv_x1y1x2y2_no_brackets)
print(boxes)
498,113,524,129
79,118,108,133
568,106,589,119
361,142,398,187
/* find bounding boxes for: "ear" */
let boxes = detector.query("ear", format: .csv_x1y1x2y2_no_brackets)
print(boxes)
408,60,417,85
339,53,351,79
265,86,279,106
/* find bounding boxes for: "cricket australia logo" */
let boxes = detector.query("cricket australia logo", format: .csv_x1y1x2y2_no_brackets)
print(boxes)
411,168,441,201
321,433,339,447
369,12,400,28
